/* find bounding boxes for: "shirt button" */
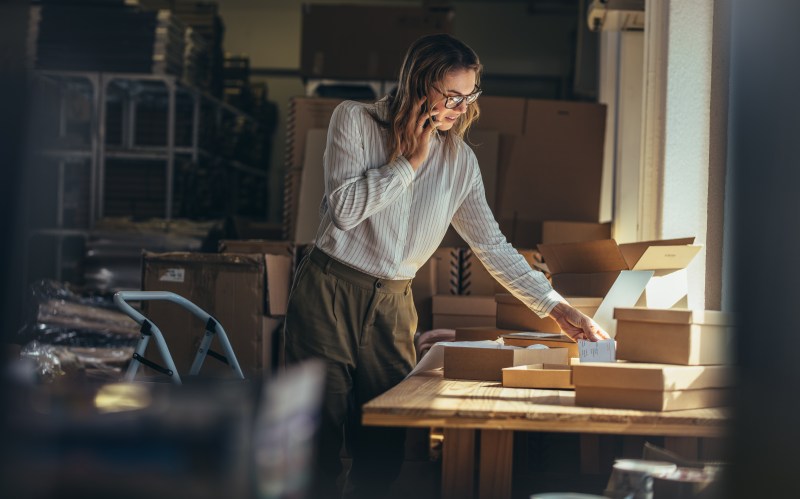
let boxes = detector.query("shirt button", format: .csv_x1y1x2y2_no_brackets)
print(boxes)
376,282,382,288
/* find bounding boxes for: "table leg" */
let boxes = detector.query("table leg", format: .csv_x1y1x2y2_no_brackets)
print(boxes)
443,428,476,499
479,429,514,499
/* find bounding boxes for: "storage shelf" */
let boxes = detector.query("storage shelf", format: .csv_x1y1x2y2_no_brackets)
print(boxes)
33,69,271,223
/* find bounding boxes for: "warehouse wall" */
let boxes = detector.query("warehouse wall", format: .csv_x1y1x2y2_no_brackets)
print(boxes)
217,0,585,223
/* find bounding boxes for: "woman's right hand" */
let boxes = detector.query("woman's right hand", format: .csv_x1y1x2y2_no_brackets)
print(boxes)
406,97,441,171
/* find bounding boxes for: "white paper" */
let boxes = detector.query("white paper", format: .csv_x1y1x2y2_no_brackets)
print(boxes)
592,269,654,337
578,339,616,362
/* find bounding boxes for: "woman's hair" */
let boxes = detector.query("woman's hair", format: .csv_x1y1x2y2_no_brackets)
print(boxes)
372,33,482,162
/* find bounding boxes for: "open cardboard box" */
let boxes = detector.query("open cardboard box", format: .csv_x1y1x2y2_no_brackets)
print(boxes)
572,361,733,411
443,345,569,381
502,363,574,389
614,307,734,365
538,237,702,336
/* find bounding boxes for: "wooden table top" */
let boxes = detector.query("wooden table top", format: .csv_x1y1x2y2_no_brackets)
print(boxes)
362,370,728,438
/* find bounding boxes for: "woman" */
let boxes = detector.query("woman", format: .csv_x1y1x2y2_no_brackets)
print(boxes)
284,33,609,499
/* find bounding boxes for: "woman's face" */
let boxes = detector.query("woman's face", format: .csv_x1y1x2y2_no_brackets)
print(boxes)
426,68,478,131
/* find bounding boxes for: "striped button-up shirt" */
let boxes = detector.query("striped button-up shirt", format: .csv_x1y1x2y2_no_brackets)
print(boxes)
314,99,563,317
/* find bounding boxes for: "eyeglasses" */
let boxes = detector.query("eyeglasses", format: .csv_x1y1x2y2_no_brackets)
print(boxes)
441,87,482,109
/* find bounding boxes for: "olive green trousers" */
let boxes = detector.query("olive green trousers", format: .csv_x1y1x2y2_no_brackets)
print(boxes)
284,247,417,499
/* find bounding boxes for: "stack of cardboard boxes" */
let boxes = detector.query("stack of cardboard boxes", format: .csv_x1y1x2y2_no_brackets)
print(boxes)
443,236,712,393
573,308,734,411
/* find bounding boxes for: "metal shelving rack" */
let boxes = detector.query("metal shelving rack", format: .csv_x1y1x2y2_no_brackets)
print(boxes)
35,69,268,223
27,69,270,284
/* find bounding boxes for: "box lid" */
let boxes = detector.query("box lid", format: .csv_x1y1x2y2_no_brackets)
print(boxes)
432,295,497,316
613,307,732,326
538,238,701,275
618,237,695,269
572,362,733,391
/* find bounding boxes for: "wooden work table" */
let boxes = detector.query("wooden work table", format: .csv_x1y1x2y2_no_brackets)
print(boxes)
362,369,728,499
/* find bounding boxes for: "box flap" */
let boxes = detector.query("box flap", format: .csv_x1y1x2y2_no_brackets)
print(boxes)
613,307,732,326
432,295,497,316
572,362,733,390
618,237,696,269
630,245,702,271
538,239,628,274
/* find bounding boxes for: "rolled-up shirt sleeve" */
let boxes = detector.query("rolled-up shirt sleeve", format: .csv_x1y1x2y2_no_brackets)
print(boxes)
324,101,415,231
450,151,564,318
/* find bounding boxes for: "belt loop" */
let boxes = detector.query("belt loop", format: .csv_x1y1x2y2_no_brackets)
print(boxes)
405,280,412,295
324,256,333,275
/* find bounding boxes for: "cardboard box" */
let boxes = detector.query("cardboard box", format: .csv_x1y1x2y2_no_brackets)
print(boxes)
218,240,294,317
575,386,730,412
141,252,276,378
573,362,733,411
538,238,702,336
300,5,454,80
501,331,580,358
444,345,569,381
613,308,733,365
572,362,733,390
285,97,343,170
432,247,539,296
495,293,601,333
540,237,701,306
432,295,496,330
502,363,574,389
542,220,612,244
496,100,607,247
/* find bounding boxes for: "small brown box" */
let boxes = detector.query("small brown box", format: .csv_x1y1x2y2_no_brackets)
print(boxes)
443,346,569,381
502,363,574,389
